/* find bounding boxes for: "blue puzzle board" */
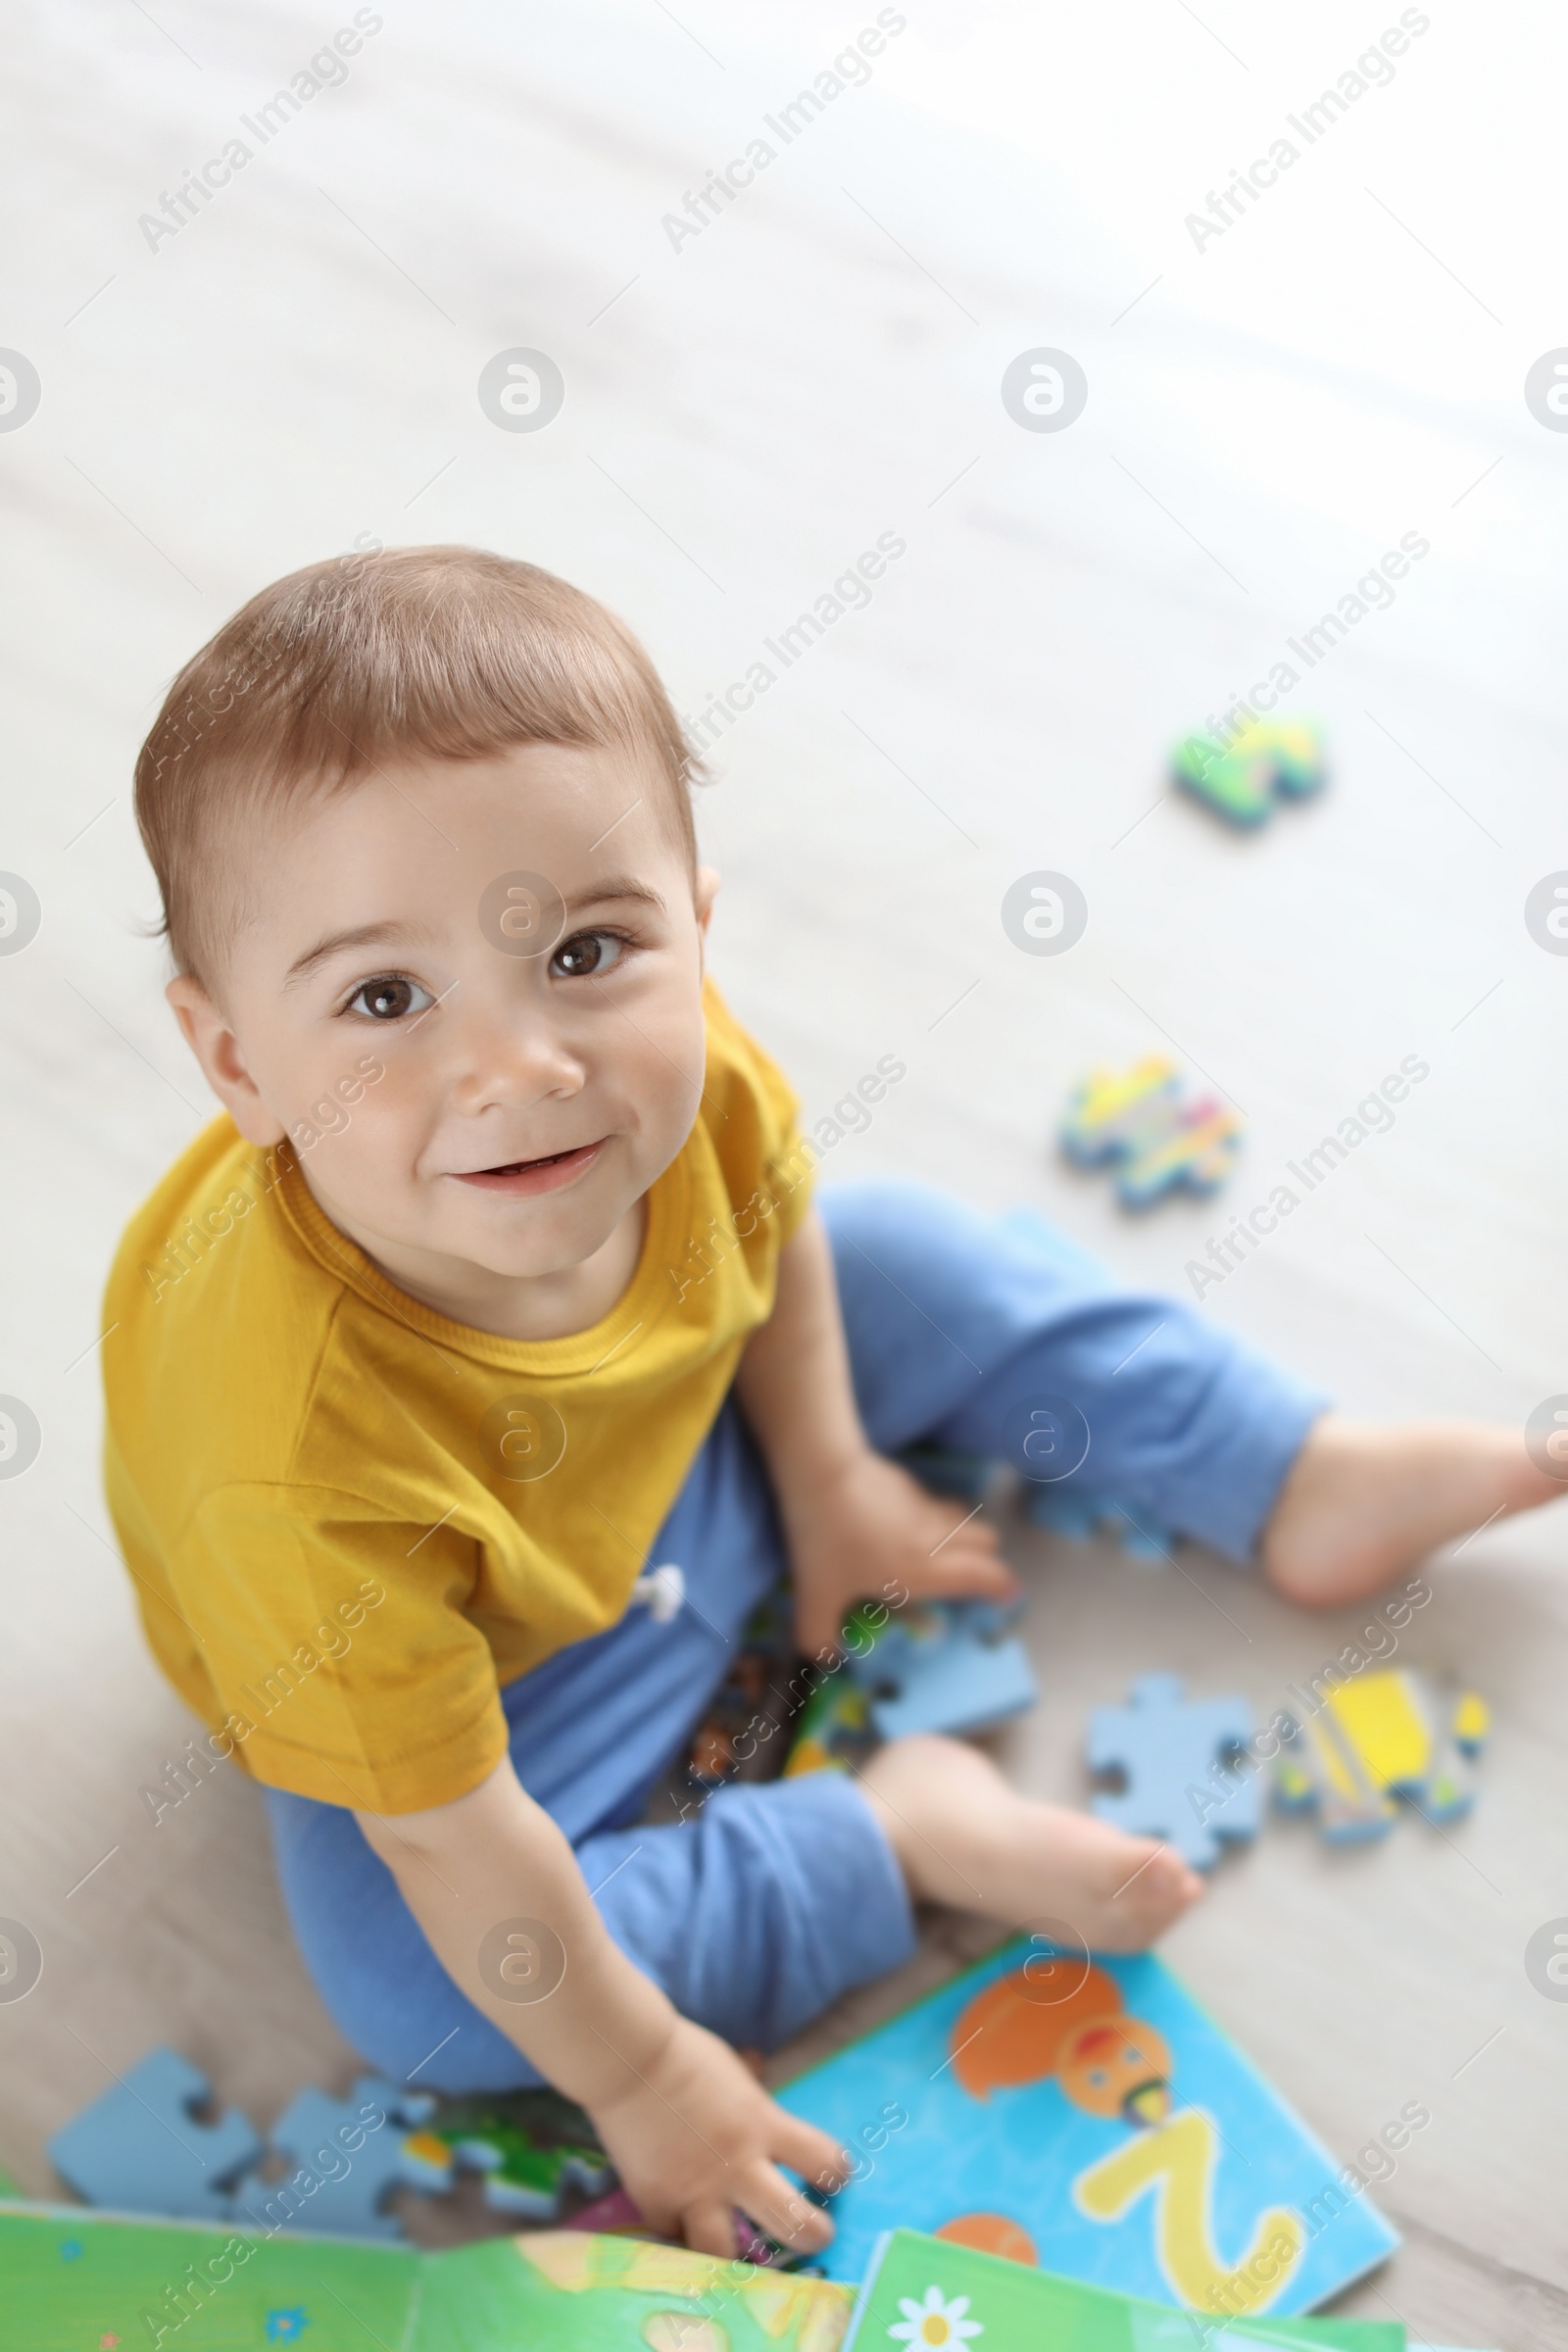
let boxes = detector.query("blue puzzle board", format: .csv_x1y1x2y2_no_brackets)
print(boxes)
777,1940,1397,2306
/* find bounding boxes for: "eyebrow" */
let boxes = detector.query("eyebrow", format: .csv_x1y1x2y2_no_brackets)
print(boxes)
283,880,668,986
284,921,429,987
563,877,666,917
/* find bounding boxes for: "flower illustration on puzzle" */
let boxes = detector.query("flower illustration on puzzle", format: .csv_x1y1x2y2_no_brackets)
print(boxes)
888,2285,983,2345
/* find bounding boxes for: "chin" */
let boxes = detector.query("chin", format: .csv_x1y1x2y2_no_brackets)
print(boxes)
457,1206,624,1282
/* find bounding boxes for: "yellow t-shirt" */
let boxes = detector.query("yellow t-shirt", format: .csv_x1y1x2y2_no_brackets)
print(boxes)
102,983,812,1813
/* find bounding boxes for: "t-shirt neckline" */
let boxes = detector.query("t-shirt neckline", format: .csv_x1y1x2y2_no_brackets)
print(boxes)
275,1140,692,1376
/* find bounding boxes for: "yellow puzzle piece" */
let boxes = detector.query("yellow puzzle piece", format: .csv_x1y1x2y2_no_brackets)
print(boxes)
1276,1668,1487,1842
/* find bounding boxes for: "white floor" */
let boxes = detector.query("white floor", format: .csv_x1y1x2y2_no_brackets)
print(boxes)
2,5,1566,2342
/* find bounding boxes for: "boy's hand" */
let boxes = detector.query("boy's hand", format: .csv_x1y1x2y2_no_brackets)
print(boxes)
783,1447,1018,1659
590,2013,850,2258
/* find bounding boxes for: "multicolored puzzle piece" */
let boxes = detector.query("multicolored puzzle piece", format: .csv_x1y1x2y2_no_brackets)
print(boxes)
1172,716,1326,827
783,1669,876,1778
785,1599,1038,1774
418,2091,612,2220
680,1592,799,1791
1060,1056,1243,1207
436,2127,609,2221
1086,1673,1260,1870
1275,1668,1488,1842
844,1597,1039,1741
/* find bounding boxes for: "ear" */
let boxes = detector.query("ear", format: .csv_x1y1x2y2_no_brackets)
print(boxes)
693,864,720,975
167,975,287,1147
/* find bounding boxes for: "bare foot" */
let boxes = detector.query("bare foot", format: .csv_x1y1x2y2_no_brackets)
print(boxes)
1261,1412,1560,1607
858,1734,1203,1953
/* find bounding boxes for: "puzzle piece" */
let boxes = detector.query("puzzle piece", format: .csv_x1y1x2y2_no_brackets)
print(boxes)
1023,1487,1177,1563
1060,1057,1243,1208
1087,1674,1260,1870
48,2049,264,2224
783,1671,875,1778
784,1602,1037,1772
683,1636,796,1790
418,2088,612,2222
1274,1708,1394,1841
843,1599,1038,1741
1275,1669,1486,1842
437,2121,611,2218
1172,717,1326,827
235,2077,437,2239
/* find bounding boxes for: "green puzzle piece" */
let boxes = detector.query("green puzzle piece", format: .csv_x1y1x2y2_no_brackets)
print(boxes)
1173,720,1325,827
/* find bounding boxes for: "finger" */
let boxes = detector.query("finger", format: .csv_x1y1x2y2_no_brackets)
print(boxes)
922,1530,1012,1576
904,1552,1021,1605
736,2159,835,2256
683,2201,738,2259
770,2111,852,2193
920,1497,1002,1549
935,1514,1004,1555
930,1531,1006,1576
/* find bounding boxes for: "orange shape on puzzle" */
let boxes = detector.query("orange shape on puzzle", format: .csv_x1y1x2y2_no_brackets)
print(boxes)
950,1961,1123,2099
933,2212,1039,2266
1057,2017,1174,2124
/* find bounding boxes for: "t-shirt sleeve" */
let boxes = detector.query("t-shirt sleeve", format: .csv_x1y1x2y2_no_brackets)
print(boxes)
701,980,815,1243
169,1483,510,1813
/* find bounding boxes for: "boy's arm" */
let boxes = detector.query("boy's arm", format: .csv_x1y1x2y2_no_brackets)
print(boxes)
734,1209,1015,1655
356,1757,846,2256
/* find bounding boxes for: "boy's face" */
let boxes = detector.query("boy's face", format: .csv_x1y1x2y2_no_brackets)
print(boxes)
171,743,716,1297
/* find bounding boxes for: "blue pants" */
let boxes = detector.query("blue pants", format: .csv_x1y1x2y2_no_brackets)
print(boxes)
263,1182,1325,2091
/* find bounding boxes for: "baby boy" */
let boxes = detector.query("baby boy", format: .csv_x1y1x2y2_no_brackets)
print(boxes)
104,546,1552,2257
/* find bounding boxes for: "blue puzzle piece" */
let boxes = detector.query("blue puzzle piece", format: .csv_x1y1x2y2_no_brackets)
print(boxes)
1023,1489,1102,1543
48,2048,264,2222
1024,1487,1177,1561
1087,1673,1259,1870
1108,1508,1177,1562
846,1601,1038,1740
237,2077,436,2240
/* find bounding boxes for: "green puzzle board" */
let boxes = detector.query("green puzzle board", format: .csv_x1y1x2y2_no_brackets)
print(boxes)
842,2230,1404,2351
0,2205,856,2351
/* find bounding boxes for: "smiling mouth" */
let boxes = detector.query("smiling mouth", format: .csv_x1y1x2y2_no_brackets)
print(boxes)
451,1141,605,1195
1123,2080,1173,2128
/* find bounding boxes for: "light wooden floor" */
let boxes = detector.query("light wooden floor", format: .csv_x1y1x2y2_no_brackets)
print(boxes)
2,5,1565,2343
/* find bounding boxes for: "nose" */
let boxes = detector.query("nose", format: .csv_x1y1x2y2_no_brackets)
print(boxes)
447,987,587,1116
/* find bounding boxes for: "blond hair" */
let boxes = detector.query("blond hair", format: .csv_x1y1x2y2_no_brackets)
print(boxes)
135,544,698,983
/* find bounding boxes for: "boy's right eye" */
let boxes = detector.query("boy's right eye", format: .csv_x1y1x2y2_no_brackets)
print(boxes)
345,975,433,1021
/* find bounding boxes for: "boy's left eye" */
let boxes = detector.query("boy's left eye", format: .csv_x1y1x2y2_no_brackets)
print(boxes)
550,929,625,980
345,974,434,1020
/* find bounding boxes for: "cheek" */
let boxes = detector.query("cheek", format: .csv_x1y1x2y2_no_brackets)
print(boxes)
296,1047,422,1180
592,961,709,1160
